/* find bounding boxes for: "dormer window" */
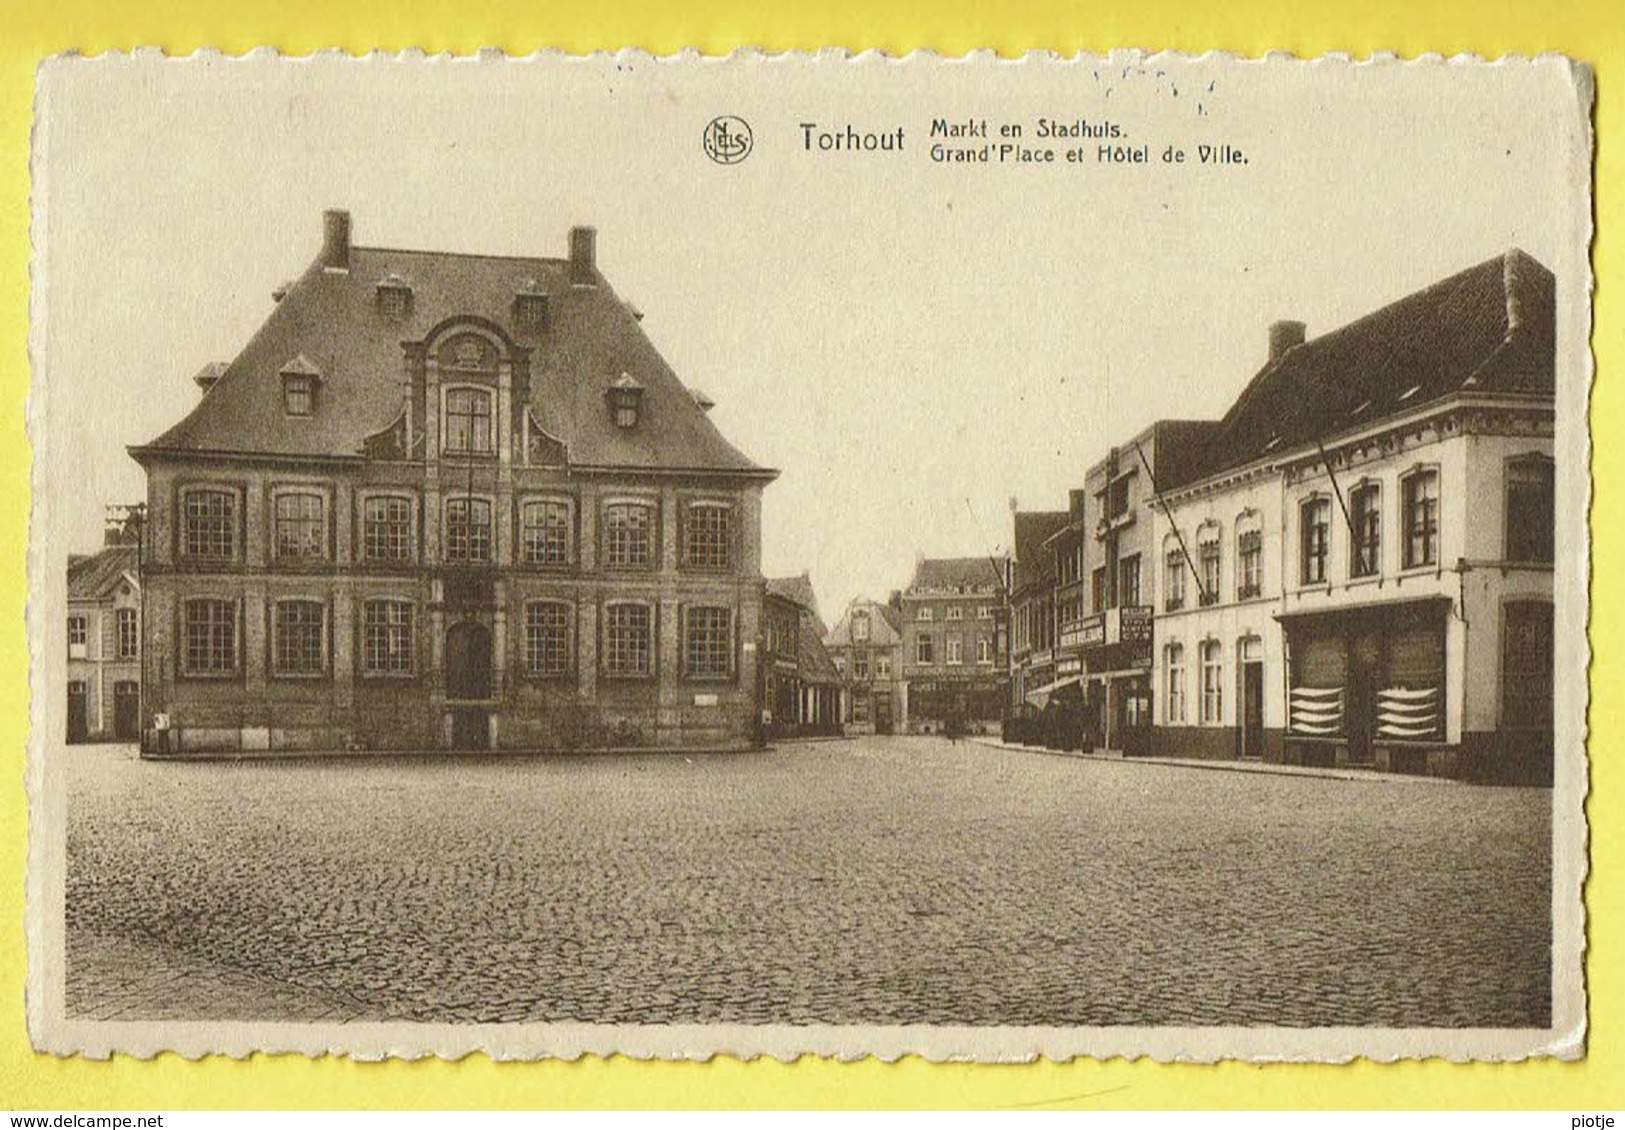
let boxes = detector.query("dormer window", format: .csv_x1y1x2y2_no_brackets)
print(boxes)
513,279,549,331
376,274,412,319
608,373,645,429
279,355,323,417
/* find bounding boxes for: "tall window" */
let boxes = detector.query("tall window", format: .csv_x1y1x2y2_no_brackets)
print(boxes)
1301,498,1331,584
604,603,653,677
116,608,138,660
1403,470,1440,568
604,502,654,568
1164,549,1186,612
182,489,235,559
853,649,870,680
1091,566,1108,613
1165,643,1186,723
1199,539,1221,606
1237,530,1263,599
67,615,87,659
946,634,963,665
1200,639,1223,724
524,602,571,677
683,503,732,570
445,498,492,564
521,499,573,566
684,607,733,678
363,496,413,562
916,633,935,665
273,600,325,675
183,599,236,675
1506,457,1555,563
443,387,493,454
877,656,892,679
1351,483,1381,577
917,606,934,622
1119,554,1141,606
852,611,871,642
1502,600,1554,729
977,636,992,664
945,605,963,621
361,599,414,675
274,492,325,560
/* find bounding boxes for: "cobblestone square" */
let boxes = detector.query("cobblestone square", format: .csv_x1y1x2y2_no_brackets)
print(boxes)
65,737,1551,1027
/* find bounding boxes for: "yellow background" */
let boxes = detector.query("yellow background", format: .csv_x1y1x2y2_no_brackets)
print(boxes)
1,0,1619,1111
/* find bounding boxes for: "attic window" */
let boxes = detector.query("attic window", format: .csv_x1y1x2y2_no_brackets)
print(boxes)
513,280,549,330
1398,384,1422,403
279,355,323,417
608,373,645,429
284,376,315,417
376,274,412,319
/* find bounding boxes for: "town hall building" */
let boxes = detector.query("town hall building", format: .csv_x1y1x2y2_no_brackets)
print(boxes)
131,210,776,754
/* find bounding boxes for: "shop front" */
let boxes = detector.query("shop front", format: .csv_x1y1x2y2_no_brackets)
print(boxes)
1280,596,1450,774
1079,605,1154,754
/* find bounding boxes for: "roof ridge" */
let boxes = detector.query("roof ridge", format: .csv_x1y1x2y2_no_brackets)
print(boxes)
355,244,571,267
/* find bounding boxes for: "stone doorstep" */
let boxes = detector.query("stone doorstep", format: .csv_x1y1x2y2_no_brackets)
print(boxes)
967,736,1464,785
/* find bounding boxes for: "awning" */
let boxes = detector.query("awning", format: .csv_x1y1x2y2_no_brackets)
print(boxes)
1275,594,1452,624
1025,674,1084,708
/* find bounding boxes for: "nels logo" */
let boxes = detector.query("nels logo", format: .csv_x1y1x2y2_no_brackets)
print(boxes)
703,116,753,165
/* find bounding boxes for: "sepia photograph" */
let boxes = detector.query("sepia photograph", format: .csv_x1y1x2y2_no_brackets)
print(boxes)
27,49,1591,1063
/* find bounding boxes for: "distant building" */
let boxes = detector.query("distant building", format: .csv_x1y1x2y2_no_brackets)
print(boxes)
130,209,776,755
762,574,842,737
1151,250,1555,783
1073,420,1217,753
824,597,905,733
1006,507,1067,711
900,557,1007,733
66,536,142,743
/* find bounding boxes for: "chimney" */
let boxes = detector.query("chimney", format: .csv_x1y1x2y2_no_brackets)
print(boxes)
1268,320,1306,361
569,225,597,285
321,209,351,272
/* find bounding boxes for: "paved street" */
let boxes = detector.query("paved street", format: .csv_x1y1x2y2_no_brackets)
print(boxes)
66,737,1551,1028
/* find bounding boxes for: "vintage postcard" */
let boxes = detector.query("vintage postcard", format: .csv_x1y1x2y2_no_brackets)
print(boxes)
26,49,1592,1062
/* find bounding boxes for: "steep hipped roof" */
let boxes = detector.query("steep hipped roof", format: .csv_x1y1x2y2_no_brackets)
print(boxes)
907,556,1005,595
137,224,770,476
67,545,138,601
1011,510,1067,591
765,573,823,627
1203,249,1555,477
796,617,841,685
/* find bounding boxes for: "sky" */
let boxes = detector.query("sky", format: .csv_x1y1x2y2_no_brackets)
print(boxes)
33,53,1587,618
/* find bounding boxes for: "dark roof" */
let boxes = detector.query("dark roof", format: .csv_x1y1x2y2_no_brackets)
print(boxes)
765,573,822,626
908,556,1005,595
67,545,138,601
1203,249,1555,477
796,617,841,684
1011,510,1067,590
138,228,770,476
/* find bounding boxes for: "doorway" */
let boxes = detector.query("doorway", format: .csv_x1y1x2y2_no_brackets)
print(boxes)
1346,629,1381,765
1238,637,1264,759
445,621,493,701
113,681,140,741
67,681,88,744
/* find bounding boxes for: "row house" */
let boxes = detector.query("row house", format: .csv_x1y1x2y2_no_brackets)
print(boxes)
900,557,1007,733
1149,250,1556,782
66,535,142,743
823,597,904,734
131,210,776,755
1005,507,1068,711
762,573,842,737
1064,421,1215,753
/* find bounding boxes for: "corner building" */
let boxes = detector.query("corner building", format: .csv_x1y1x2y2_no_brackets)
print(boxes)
132,210,776,755
1150,251,1555,782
